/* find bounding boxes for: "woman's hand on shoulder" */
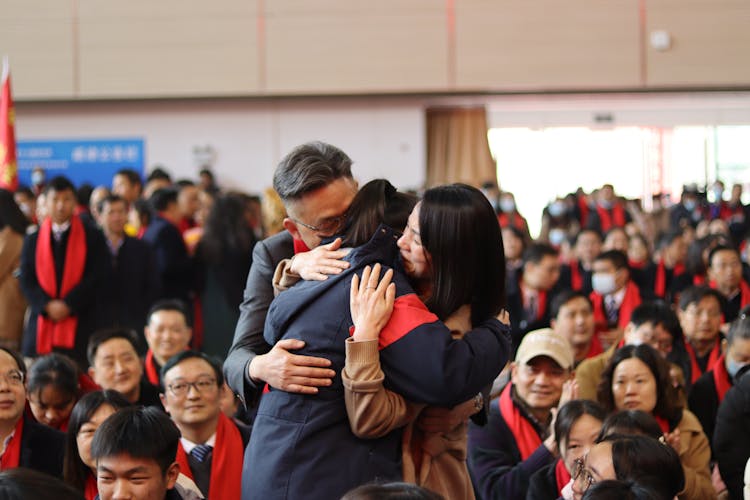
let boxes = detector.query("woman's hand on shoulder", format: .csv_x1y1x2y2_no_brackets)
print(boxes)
290,237,351,281
350,263,396,341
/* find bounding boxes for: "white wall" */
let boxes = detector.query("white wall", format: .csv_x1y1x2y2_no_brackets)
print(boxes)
15,97,427,194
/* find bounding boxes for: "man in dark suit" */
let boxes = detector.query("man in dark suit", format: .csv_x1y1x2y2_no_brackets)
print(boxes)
224,142,357,409
0,347,64,476
142,188,194,306
99,194,161,335
19,176,109,368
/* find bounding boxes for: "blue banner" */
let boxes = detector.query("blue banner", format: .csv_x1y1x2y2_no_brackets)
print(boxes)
16,138,145,188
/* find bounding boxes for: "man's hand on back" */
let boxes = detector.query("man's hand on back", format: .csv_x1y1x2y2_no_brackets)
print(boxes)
248,339,336,394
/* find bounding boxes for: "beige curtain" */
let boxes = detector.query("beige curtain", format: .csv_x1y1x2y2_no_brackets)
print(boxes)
425,107,497,187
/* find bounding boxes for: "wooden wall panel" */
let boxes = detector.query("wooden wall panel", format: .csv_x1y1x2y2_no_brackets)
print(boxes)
264,1,448,94
77,1,259,98
0,1,75,99
646,0,750,87
455,0,641,90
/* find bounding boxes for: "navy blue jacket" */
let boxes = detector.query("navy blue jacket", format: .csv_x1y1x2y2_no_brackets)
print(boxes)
142,216,193,305
243,226,511,500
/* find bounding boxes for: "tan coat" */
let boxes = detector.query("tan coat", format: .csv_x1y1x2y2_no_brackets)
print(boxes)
342,306,476,500
575,344,616,401
676,409,714,500
0,227,26,349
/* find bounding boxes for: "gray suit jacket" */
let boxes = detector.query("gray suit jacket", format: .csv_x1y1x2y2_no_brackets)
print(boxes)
223,231,295,408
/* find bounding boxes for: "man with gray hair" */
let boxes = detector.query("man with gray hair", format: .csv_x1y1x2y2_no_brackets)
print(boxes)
224,141,358,410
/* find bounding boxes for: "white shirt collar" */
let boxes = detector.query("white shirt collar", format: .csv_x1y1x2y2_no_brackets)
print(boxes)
606,286,627,308
52,220,71,234
180,432,217,454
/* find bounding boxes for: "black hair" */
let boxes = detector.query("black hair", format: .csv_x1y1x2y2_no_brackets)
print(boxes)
554,400,606,451
114,168,143,188
598,410,664,440
175,179,195,189
147,167,172,183
604,226,628,242
574,227,603,246
340,179,417,248
0,347,26,379
685,234,729,276
198,168,214,180
147,299,191,328
91,406,180,474
341,482,444,500
582,480,665,500
594,249,629,271
419,184,506,326
43,175,76,195
160,350,224,393
629,300,683,340
677,285,725,312
656,229,684,250
63,390,132,491
27,353,80,404
86,328,140,367
0,189,29,235
707,244,741,268
272,141,353,202
727,310,750,346
76,183,93,206
550,290,592,319
0,468,85,500
148,187,179,213
199,193,257,266
133,198,152,227
597,345,682,424
522,242,559,265
97,193,127,214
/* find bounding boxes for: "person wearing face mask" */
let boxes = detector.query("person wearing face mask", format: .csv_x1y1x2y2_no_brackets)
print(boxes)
561,229,602,295
30,167,46,196
539,197,579,248
587,184,632,235
497,191,531,241
670,188,705,229
707,180,731,221
589,250,646,350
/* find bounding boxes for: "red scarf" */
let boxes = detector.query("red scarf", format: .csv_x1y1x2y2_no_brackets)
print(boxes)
35,217,87,354
712,354,733,403
684,338,722,384
654,260,685,298
144,350,160,386
498,212,525,231
0,417,24,470
655,415,671,434
578,197,590,228
708,280,750,309
555,458,571,494
84,473,98,500
499,384,541,460
590,281,642,332
693,274,706,285
175,413,243,499
585,334,604,359
569,260,583,291
595,203,626,233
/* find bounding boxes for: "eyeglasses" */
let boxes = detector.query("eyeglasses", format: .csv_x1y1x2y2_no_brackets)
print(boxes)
572,458,596,490
167,378,217,397
291,213,347,235
0,370,24,387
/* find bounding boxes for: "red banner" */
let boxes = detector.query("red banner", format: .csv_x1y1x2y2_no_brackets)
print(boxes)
0,58,18,192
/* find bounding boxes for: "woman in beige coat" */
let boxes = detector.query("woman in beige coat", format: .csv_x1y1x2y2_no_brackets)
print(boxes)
0,189,29,349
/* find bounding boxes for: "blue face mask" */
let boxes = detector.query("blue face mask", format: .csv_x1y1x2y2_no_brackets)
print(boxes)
726,357,749,379
683,199,697,211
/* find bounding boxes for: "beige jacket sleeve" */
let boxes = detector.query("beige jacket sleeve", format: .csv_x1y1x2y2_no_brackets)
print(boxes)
342,338,422,439
272,258,301,296
676,410,714,500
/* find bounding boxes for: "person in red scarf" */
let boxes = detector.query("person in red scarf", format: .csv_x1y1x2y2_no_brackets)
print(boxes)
597,344,713,499
468,330,575,500
707,245,750,323
19,176,109,368
175,181,200,235
647,229,688,301
497,191,531,241
160,352,249,499
677,286,725,387
143,300,193,388
587,185,632,235
111,168,143,238
550,291,601,368
0,347,64,476
527,400,606,500
590,250,646,350
561,228,602,295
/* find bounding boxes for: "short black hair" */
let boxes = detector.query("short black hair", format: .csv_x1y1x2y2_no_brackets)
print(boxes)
76,183,93,206
0,468,85,500
148,187,179,213
0,347,26,379
629,301,682,339
114,168,143,187
677,285,725,312
174,179,195,189
44,176,76,195
87,328,140,367
574,227,602,246
147,167,172,183
598,410,664,440
594,249,629,271
656,229,684,250
522,242,559,265
707,244,741,268
147,299,191,328
272,142,353,202
554,400,606,450
550,290,592,319
97,193,127,214
160,351,224,393
27,353,80,402
91,406,180,475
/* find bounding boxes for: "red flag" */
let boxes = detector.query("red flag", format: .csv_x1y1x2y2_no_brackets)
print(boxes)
0,57,18,192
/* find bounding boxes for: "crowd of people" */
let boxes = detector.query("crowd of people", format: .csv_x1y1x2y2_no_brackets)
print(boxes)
0,141,749,500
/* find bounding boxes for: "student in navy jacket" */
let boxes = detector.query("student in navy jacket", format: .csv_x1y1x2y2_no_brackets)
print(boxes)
243,182,512,500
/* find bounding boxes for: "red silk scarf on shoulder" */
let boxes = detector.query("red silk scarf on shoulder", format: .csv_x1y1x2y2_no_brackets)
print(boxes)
499,384,541,460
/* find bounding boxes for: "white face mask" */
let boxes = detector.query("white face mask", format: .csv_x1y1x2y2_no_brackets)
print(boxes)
500,198,516,213
549,228,567,246
548,201,566,218
592,272,617,295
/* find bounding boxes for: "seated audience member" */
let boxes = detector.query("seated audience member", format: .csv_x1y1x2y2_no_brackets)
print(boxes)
597,409,664,440
527,400,606,500
550,291,601,367
160,351,250,499
144,300,192,387
647,230,688,301
571,435,684,500
602,227,629,253
98,194,161,333
561,228,602,295
468,330,574,499
689,310,750,447
507,243,562,349
627,233,651,270
707,245,750,323
497,191,531,240
714,365,750,500
597,345,713,499
676,286,724,385
341,482,444,500
0,347,64,476
502,226,527,288
576,301,686,401
91,406,202,500
0,468,85,500
589,250,644,349
587,184,632,234
64,390,132,499
581,479,670,500
670,188,703,229
27,353,97,431
86,329,161,407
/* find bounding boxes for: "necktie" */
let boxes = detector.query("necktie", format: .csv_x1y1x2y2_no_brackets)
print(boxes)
190,444,213,463
605,296,618,324
526,294,537,321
